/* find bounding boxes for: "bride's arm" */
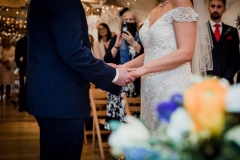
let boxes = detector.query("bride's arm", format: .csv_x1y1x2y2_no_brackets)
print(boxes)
122,54,145,68
130,20,196,78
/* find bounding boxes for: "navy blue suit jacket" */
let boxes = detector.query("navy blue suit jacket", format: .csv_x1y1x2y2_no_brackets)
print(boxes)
24,0,120,118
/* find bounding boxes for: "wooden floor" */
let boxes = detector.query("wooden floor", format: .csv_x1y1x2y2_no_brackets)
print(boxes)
0,98,112,160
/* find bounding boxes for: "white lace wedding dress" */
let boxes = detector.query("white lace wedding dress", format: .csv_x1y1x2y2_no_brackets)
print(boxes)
139,7,198,132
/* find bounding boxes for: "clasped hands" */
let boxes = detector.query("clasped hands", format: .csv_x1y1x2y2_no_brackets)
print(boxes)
107,63,144,86
0,58,11,70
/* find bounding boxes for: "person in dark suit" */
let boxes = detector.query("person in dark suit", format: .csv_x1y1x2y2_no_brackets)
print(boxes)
15,35,27,111
207,0,240,84
25,0,134,159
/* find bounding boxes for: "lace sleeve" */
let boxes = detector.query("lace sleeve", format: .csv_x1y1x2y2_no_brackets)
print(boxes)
172,7,198,22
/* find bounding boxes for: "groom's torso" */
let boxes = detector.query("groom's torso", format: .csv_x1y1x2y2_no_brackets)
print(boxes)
24,0,92,118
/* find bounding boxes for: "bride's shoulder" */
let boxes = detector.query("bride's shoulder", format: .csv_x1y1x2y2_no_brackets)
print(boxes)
171,0,193,8
170,0,198,22
170,0,196,14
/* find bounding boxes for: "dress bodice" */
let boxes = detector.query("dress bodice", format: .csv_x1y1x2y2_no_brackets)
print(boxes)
139,7,198,132
139,7,198,64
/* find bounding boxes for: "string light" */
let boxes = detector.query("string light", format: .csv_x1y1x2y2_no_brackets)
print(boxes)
0,3,28,41
0,0,139,41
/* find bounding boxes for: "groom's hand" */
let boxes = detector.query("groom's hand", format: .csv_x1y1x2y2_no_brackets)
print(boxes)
114,68,135,86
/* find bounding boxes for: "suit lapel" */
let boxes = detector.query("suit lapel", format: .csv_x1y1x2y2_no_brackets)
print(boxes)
221,23,230,48
220,23,228,40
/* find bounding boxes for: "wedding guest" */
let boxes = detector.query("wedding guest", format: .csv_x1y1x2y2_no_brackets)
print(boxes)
15,34,27,111
93,23,112,60
88,34,94,51
25,0,134,159
207,0,240,84
111,32,116,37
0,37,15,101
104,9,144,130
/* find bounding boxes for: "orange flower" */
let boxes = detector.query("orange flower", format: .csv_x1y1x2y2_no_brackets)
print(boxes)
184,79,228,135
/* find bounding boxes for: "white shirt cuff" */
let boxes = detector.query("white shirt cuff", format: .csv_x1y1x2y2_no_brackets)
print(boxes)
112,69,119,82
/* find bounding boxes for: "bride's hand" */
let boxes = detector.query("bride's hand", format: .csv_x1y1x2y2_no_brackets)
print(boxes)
129,67,147,78
106,63,118,68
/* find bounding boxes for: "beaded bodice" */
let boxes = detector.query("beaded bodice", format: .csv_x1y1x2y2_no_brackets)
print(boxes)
139,7,198,132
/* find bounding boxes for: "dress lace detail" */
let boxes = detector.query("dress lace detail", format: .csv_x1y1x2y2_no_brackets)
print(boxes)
139,7,197,133
171,7,198,22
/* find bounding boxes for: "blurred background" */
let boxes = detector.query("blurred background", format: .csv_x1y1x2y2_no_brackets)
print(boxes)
0,0,239,43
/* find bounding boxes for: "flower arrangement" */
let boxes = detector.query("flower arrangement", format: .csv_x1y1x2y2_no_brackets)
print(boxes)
108,77,240,160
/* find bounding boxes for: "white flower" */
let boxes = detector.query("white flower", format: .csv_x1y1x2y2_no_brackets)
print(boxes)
224,125,240,147
108,116,150,156
190,74,204,84
225,84,240,113
167,108,193,142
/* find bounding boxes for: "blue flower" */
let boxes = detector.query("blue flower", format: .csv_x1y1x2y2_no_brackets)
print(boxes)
156,101,178,123
124,147,161,160
171,94,183,106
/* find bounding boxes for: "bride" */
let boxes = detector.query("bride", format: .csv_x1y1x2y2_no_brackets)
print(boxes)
121,0,212,132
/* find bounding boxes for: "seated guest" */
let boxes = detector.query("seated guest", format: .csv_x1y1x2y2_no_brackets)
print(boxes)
104,8,144,130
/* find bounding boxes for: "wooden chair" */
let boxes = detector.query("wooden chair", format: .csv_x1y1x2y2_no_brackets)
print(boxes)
83,113,93,145
83,83,96,145
84,86,109,145
89,88,111,159
123,95,141,115
90,83,95,89
84,83,96,145
84,93,105,145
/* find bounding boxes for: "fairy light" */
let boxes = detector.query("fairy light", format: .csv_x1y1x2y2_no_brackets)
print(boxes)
0,0,138,39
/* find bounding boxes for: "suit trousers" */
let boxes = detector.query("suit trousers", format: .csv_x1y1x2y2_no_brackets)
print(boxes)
35,116,85,160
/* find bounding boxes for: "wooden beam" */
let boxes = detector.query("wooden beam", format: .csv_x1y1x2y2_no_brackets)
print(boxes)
81,0,99,3
0,0,27,8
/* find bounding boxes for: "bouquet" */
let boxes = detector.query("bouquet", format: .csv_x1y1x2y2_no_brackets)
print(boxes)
108,77,240,160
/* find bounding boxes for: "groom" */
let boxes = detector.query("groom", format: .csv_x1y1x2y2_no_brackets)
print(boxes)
24,0,134,159
207,0,240,84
